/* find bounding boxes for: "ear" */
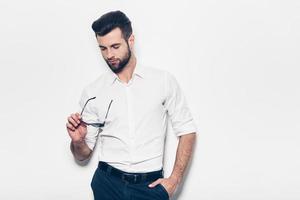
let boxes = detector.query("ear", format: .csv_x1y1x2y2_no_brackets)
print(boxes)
128,34,135,49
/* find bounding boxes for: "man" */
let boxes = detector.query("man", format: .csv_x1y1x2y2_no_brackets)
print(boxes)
66,10,197,200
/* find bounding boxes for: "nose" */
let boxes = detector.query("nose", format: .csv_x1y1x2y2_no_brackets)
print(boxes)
106,49,114,60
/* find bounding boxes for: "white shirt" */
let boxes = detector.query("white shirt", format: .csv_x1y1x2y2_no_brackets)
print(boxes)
78,64,197,173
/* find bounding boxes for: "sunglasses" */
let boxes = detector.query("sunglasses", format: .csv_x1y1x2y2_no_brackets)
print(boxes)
80,97,113,128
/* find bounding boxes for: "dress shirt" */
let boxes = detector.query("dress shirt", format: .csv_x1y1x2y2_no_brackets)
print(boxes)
78,64,197,173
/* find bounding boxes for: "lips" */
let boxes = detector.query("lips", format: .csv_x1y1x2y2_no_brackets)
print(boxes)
110,61,119,66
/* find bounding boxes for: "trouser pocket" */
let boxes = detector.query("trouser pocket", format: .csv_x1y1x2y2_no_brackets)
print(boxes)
157,184,169,199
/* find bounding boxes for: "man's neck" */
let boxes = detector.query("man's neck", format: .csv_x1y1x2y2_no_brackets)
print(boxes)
117,55,137,84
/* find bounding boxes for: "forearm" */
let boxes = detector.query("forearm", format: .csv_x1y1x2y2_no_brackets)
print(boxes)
170,132,196,183
70,140,92,161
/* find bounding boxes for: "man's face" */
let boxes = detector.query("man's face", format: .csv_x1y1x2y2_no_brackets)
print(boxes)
96,28,134,74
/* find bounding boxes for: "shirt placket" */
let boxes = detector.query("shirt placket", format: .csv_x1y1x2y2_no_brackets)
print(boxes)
125,80,135,168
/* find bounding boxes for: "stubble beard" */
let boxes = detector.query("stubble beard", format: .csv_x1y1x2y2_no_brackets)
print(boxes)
106,44,132,74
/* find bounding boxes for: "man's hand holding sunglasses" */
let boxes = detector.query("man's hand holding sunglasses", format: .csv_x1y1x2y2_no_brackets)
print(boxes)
66,97,113,161
66,113,91,161
66,113,87,143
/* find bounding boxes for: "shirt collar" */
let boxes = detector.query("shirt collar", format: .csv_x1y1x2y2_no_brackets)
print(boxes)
108,64,145,85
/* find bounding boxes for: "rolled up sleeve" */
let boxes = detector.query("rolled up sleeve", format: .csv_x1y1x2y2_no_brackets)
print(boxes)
163,72,198,137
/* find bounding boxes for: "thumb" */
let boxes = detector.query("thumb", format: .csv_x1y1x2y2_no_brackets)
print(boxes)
148,178,162,188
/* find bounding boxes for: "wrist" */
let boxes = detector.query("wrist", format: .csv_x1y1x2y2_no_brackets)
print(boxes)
169,174,182,184
72,138,85,146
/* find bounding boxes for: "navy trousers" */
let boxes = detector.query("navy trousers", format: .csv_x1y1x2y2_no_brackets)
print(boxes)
91,163,169,200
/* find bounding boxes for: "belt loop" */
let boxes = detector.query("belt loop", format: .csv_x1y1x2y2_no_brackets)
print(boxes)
134,174,137,183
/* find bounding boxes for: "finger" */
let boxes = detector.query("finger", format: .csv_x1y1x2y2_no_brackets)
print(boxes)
80,123,87,128
148,178,162,188
66,122,75,131
75,112,82,119
68,116,78,127
71,114,81,124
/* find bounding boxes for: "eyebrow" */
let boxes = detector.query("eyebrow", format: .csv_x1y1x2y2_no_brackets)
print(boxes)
99,43,121,48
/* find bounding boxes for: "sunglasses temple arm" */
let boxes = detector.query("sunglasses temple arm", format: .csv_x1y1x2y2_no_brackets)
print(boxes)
80,96,97,116
103,100,113,125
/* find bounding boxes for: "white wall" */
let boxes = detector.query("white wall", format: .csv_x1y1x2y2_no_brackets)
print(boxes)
0,0,299,199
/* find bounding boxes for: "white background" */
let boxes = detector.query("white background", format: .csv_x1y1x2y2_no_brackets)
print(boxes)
0,0,299,199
